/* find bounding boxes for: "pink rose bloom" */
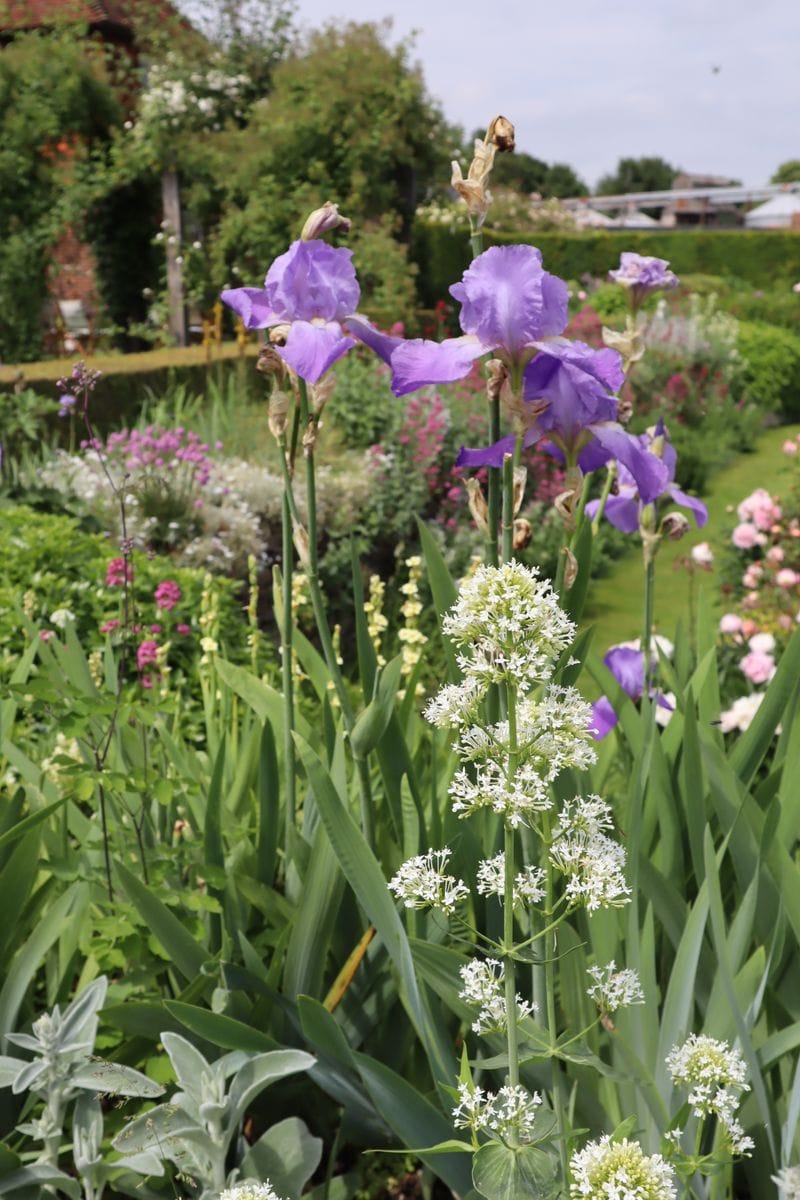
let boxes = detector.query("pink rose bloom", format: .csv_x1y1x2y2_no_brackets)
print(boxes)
691,541,714,566
741,618,758,638
100,619,120,634
749,631,775,654
719,613,743,634
154,579,182,610
732,523,760,550
776,568,799,588
177,623,191,635
137,640,159,670
39,629,55,643
740,651,776,684
742,564,763,588
767,545,785,564
742,591,761,609
779,613,793,630
106,557,133,587
783,439,798,456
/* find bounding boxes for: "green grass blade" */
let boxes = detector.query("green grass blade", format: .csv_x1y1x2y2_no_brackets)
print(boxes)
115,861,207,982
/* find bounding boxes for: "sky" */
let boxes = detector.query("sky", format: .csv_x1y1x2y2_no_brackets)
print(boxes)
250,0,799,190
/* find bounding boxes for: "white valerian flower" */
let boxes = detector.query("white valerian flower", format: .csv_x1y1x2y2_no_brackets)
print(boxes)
220,1184,285,1200
719,692,765,733
49,608,75,629
452,1082,541,1143
773,1166,800,1200
458,958,535,1034
586,962,644,1012
476,852,546,906
388,849,469,914
570,1136,676,1200
690,541,714,566
450,757,552,827
550,796,630,911
666,1034,752,1151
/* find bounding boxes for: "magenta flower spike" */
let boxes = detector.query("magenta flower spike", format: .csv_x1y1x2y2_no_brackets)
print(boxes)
220,240,399,383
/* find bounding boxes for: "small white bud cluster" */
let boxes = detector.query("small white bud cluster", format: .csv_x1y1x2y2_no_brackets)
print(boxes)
773,1166,800,1200
388,848,469,914
549,796,631,911
221,1184,285,1200
458,958,535,1034
570,1136,676,1200
476,853,546,906
666,1034,753,1155
586,962,644,1013
452,1081,541,1142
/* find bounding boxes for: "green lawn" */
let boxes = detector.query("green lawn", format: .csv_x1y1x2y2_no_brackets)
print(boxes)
583,422,800,655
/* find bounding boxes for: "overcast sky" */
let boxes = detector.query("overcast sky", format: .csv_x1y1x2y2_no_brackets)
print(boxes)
256,0,798,190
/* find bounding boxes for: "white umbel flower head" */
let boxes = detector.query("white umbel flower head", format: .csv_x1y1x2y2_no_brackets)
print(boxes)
476,853,546,906
221,1184,286,1200
773,1166,800,1200
550,796,631,911
452,1082,542,1143
388,849,469,914
586,962,645,1012
458,957,535,1034
570,1136,676,1200
666,1035,752,1151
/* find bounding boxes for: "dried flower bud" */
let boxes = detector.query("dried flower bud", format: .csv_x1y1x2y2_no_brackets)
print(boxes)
268,390,289,441
293,525,310,567
661,512,690,541
486,115,515,153
563,546,579,590
465,477,489,533
601,324,644,370
554,466,584,531
310,375,335,417
486,358,508,405
513,466,527,517
301,201,351,241
302,420,318,456
269,323,291,347
513,518,532,550
256,346,286,379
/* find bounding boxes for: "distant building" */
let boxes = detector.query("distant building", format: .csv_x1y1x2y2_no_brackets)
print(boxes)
667,172,743,227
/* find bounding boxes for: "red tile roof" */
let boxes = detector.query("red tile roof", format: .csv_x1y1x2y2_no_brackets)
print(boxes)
0,1,132,31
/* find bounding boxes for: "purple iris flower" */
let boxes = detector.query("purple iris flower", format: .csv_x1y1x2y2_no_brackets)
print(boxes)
585,419,708,532
609,252,678,301
591,644,673,739
387,244,569,397
457,340,670,505
220,240,398,383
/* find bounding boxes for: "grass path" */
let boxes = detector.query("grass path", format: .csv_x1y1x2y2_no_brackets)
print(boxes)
583,422,800,656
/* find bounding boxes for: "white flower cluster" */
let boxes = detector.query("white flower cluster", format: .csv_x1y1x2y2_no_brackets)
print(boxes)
476,853,546,906
549,796,631,911
570,1136,676,1200
458,958,535,1035
773,1166,800,1200
220,1184,285,1200
666,1034,753,1155
138,54,250,133
452,1082,542,1142
586,962,644,1012
388,849,469,914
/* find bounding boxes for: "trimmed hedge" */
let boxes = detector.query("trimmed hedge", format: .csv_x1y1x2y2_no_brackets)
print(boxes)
411,224,800,306
738,320,800,421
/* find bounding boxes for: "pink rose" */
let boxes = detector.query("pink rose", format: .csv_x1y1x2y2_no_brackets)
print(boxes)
741,618,758,638
732,523,760,550
783,439,798,456
740,651,776,684
719,613,743,634
748,632,775,654
767,546,785,564
779,614,793,630
776,568,799,589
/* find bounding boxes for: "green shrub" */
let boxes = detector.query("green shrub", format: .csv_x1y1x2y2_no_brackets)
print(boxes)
738,320,800,419
412,224,800,305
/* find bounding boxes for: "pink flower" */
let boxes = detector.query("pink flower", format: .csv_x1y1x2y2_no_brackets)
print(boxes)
783,439,798,455
106,557,133,587
691,541,714,566
742,564,763,589
100,619,120,634
741,618,758,638
150,623,162,634
732,523,761,550
154,579,182,610
776,568,799,589
719,613,743,634
176,623,191,635
742,591,761,609
39,629,55,643
779,613,793,630
737,488,782,531
137,640,159,670
740,650,776,684
749,631,775,654
767,545,785,564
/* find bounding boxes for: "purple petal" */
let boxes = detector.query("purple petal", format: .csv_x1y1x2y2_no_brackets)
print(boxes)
655,690,675,712
389,335,488,397
450,245,568,360
220,287,278,330
344,315,403,365
277,321,355,383
590,695,619,740
602,492,642,533
588,423,670,505
265,240,360,323
456,433,516,469
604,645,644,700
667,485,709,528
523,341,621,443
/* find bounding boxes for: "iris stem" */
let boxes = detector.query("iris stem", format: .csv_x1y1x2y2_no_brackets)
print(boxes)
591,461,617,536
501,451,515,563
281,488,296,841
642,553,656,706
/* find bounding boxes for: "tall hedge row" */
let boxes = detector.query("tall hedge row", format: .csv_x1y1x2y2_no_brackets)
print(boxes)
411,224,800,305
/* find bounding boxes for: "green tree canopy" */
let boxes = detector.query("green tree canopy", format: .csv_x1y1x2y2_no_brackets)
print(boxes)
771,160,800,184
596,156,676,195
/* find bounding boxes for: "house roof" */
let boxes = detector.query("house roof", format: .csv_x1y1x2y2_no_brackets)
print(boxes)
0,1,133,32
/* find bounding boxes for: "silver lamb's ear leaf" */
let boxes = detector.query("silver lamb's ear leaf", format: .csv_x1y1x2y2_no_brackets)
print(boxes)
0,1164,81,1199
225,1050,315,1142
10,1059,47,1094
59,977,109,1048
240,1116,323,1200
71,1061,164,1098
111,1150,166,1177
0,1056,27,1088
72,1093,103,1170
160,1032,211,1101
112,1104,201,1157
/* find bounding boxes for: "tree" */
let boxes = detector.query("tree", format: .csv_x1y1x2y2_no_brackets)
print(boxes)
543,162,588,198
771,160,800,184
597,156,676,195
